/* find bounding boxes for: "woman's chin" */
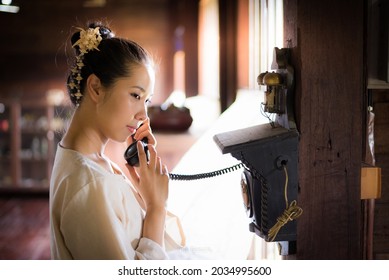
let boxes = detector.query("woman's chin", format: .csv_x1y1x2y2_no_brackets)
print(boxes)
110,135,128,144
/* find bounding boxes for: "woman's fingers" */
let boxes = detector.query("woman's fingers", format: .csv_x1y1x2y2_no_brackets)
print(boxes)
147,144,158,169
134,118,157,146
137,141,148,168
137,142,159,173
156,156,162,173
131,137,169,210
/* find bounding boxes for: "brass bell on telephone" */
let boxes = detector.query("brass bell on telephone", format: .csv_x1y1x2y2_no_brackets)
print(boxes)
257,71,268,85
257,47,296,130
260,71,286,114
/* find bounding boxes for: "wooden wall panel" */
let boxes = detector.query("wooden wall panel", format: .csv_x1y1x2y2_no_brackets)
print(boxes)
373,203,389,259
284,0,364,259
372,90,389,259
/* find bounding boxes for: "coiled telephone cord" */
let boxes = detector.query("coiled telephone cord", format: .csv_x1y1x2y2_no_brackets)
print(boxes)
268,165,303,242
169,163,243,181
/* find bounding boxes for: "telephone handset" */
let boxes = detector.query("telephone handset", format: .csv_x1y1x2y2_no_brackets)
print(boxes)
124,138,243,180
124,138,150,167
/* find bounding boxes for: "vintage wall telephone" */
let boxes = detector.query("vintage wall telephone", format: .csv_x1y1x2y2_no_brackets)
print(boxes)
214,47,302,249
124,47,302,250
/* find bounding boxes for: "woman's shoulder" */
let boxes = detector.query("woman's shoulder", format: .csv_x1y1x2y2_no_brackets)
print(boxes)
52,145,106,181
50,145,130,204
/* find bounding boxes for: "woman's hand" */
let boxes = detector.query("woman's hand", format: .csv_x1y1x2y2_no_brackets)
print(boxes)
126,141,169,210
132,118,156,146
126,117,167,209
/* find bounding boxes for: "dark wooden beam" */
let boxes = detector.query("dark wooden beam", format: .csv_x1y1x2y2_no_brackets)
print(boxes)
284,0,364,259
219,0,238,112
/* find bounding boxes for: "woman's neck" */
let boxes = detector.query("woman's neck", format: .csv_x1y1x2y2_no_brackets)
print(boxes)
61,108,107,157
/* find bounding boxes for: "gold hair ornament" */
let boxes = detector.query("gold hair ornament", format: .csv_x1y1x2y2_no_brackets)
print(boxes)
68,27,102,105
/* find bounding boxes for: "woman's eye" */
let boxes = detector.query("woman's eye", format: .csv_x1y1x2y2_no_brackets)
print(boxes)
131,93,140,100
145,99,152,106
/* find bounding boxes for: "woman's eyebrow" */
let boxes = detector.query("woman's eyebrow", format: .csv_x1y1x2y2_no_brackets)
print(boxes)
130,86,146,92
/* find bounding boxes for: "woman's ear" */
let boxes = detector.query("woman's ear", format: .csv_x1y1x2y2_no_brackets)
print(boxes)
86,74,104,103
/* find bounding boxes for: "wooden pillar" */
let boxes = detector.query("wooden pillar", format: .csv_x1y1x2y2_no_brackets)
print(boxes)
169,0,199,98
284,0,364,259
219,0,238,112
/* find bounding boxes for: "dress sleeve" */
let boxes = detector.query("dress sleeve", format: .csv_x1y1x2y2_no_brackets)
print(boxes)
60,176,168,260
135,238,169,260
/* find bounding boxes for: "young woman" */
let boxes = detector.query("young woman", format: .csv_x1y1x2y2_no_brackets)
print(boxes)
50,22,170,259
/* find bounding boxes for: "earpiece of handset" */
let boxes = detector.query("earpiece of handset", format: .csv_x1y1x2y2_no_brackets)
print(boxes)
124,138,150,167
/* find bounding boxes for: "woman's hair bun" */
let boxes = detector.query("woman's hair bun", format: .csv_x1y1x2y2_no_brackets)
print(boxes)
70,21,114,53
88,21,114,39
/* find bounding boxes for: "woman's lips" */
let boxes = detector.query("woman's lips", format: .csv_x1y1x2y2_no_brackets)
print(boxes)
127,126,136,134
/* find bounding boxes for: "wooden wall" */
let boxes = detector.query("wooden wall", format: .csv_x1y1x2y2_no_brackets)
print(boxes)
372,89,389,259
284,0,364,259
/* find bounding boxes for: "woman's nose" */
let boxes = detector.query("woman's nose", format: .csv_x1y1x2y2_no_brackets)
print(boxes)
135,104,148,121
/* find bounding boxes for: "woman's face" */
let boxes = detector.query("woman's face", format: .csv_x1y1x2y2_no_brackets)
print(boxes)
95,64,155,143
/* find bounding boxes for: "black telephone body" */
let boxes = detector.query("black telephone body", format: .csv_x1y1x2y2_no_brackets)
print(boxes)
214,124,299,242
124,138,150,167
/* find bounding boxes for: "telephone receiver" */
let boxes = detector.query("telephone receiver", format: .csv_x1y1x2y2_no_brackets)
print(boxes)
124,138,150,167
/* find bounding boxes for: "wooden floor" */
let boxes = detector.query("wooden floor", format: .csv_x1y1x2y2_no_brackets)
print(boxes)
0,194,51,260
